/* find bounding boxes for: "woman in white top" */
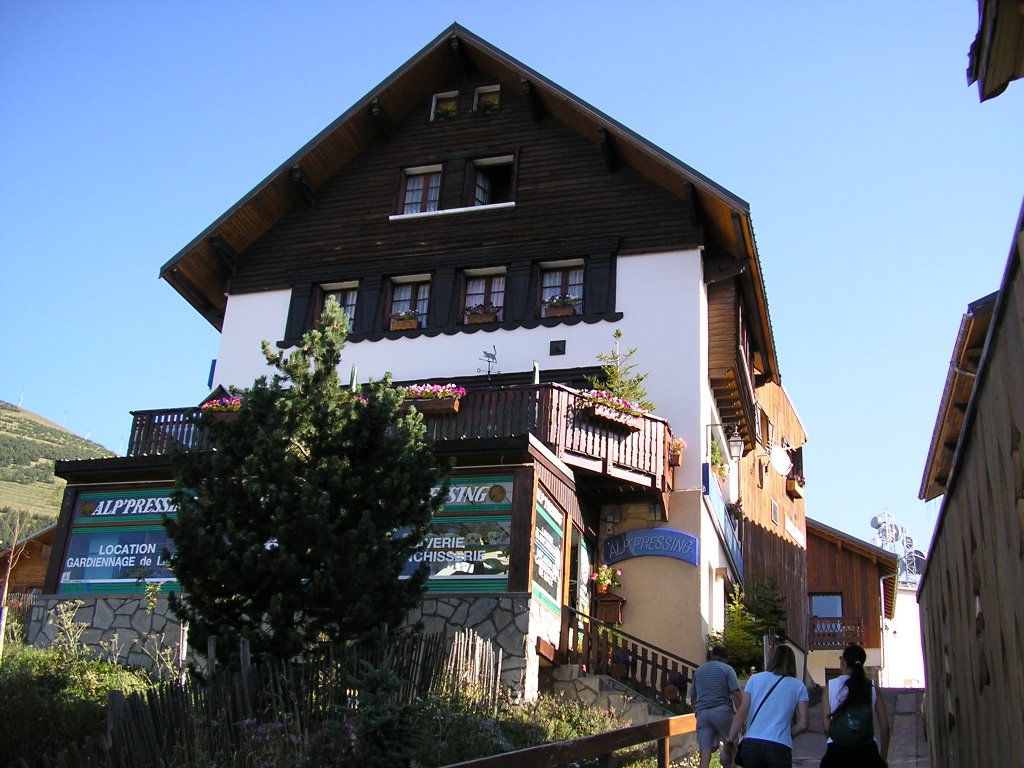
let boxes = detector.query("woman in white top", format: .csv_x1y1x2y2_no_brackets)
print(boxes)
820,643,889,767
724,644,809,768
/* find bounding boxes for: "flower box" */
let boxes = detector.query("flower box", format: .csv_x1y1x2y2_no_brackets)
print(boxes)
403,397,460,415
786,478,804,499
466,312,497,325
390,317,420,331
582,403,643,431
544,304,576,318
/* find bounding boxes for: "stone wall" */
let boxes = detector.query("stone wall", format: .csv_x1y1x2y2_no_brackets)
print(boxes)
27,595,186,675
408,593,538,698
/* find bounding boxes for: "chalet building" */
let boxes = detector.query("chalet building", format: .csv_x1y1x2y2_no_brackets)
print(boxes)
33,25,808,698
1,525,56,595
917,202,1024,766
804,518,897,686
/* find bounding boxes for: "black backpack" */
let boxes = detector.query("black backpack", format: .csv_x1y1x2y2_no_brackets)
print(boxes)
829,684,875,747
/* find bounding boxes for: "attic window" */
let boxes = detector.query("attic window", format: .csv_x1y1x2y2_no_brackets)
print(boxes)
473,85,500,115
431,91,458,121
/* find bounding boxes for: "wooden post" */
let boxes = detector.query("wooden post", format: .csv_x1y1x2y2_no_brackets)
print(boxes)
207,636,217,679
106,689,125,767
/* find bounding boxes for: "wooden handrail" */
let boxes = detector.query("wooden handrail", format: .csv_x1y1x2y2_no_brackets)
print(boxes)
440,713,696,768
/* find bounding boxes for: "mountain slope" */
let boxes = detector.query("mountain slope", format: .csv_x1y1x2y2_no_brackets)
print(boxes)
0,400,115,540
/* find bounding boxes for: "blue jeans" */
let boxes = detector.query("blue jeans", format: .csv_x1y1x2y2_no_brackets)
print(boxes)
737,737,792,768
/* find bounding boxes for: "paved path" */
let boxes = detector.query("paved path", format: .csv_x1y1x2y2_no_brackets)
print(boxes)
791,688,929,767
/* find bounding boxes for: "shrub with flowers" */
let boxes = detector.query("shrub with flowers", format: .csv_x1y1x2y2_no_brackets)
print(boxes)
789,473,806,487
200,396,242,412
591,563,622,590
543,293,580,308
402,383,467,400
580,389,648,417
669,436,687,462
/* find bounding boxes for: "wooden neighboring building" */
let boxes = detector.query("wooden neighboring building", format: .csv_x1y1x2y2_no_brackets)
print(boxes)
805,518,897,685
1,525,56,595
918,199,1024,768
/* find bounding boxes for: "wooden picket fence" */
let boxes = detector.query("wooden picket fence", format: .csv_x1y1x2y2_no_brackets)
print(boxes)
37,628,503,768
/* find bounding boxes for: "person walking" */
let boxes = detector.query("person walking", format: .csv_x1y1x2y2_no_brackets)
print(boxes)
819,643,889,767
690,644,742,768
724,644,809,768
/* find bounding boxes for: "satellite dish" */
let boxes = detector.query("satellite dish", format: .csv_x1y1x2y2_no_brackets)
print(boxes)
769,445,793,476
870,516,883,530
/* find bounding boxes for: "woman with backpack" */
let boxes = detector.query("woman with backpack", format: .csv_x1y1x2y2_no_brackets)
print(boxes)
820,643,890,767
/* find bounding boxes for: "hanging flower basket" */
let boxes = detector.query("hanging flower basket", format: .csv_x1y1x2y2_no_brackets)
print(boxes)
544,304,575,318
390,317,419,331
786,476,805,499
401,383,466,415
466,311,498,325
581,403,643,431
405,397,460,415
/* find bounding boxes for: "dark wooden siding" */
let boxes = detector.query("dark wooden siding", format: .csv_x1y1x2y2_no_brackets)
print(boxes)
806,528,885,649
743,520,808,648
230,75,701,297
707,281,738,375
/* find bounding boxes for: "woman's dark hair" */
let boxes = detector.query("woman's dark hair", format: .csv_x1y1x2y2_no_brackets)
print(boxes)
835,643,871,713
765,644,797,677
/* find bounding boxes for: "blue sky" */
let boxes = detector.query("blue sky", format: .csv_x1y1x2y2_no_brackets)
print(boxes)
2,2,1021,552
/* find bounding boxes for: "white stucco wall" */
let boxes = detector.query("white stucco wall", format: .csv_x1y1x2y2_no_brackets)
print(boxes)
881,585,926,687
213,249,708,458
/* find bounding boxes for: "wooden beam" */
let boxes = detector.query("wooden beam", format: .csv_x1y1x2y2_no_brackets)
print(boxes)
731,210,751,261
208,233,238,273
449,34,471,75
370,99,392,141
290,164,317,208
597,126,616,172
520,78,545,122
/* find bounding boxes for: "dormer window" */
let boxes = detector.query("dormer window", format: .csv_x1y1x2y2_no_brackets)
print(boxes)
473,85,500,115
431,91,458,121
471,156,514,206
400,165,442,215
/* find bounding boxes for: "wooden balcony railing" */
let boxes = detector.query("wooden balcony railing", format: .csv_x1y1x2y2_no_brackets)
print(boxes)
126,384,675,491
808,616,864,650
562,606,701,709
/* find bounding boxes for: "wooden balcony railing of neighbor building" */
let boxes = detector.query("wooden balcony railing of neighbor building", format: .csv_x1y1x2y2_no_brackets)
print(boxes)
808,616,864,650
126,384,675,491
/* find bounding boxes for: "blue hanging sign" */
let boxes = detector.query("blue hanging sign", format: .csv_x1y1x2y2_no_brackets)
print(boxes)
603,528,699,568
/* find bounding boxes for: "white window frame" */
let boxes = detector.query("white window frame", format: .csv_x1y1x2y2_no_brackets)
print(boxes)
430,90,458,121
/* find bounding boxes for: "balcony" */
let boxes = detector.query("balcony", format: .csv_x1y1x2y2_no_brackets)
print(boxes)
127,383,675,492
808,616,863,650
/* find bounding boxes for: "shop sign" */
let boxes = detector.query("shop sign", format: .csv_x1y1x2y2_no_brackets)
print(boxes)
58,524,176,595
73,489,177,524
603,528,699,567
400,516,511,592
434,476,513,511
532,490,563,614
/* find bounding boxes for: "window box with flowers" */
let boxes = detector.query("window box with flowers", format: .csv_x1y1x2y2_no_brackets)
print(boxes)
200,395,242,423
668,436,687,467
389,309,420,331
543,293,580,318
579,389,646,431
786,474,805,499
591,563,622,595
401,383,467,415
464,303,500,325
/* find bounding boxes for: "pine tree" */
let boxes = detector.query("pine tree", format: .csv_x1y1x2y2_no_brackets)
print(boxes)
166,299,450,663
585,329,655,412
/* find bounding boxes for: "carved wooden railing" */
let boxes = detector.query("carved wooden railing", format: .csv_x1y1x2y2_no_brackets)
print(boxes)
808,616,863,649
125,384,675,491
562,607,701,710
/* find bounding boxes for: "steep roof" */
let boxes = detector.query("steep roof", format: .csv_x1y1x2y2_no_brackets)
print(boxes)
160,23,779,382
918,291,997,501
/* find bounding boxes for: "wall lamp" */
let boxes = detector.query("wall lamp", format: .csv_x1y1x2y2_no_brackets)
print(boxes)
707,422,745,460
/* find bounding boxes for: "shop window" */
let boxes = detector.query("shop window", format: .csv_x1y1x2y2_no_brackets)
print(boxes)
470,156,514,206
399,165,442,214
540,262,584,317
473,85,500,114
431,91,458,121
